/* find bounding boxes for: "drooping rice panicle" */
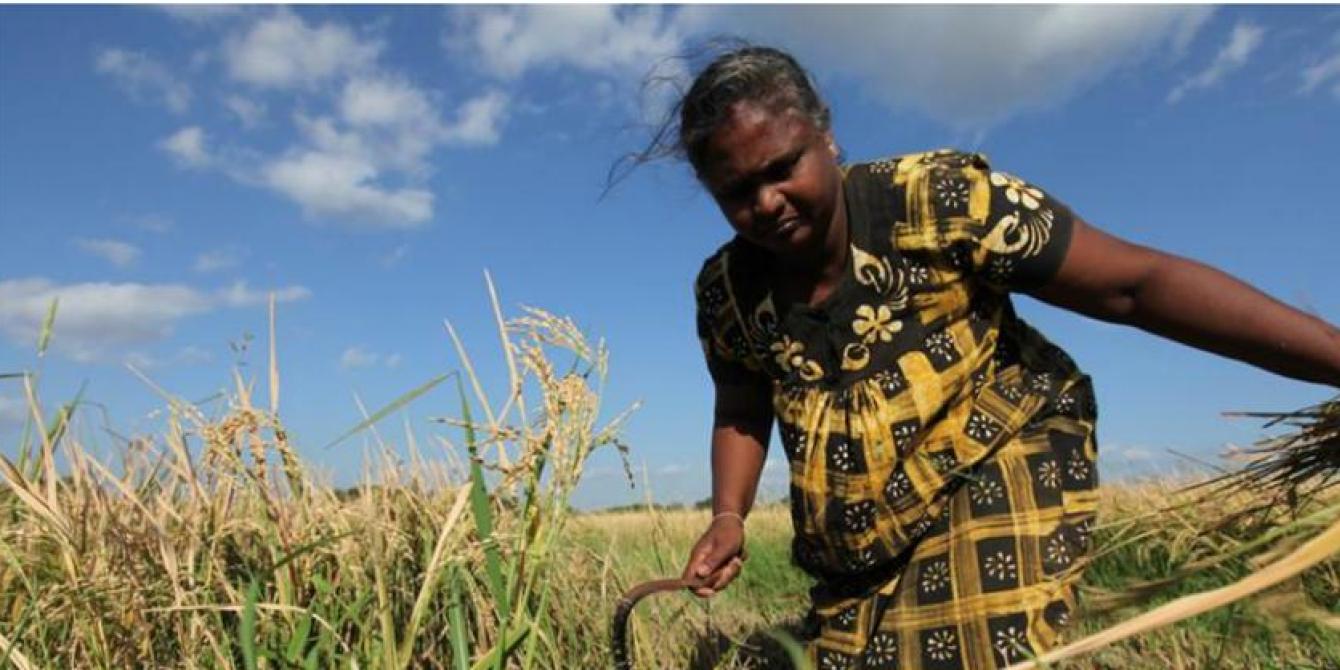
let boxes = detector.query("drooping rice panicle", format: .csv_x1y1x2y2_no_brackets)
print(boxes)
1186,396,1340,512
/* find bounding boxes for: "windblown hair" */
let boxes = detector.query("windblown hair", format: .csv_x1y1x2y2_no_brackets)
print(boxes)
605,41,831,195
677,45,830,170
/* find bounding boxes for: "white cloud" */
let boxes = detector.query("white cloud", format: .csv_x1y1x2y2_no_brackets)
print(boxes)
223,9,381,89
159,5,244,24
442,90,509,146
340,346,378,369
73,238,142,268
339,346,402,370
194,247,245,273
224,95,267,128
0,278,310,362
1300,32,1340,100
94,48,192,113
454,6,683,80
160,126,211,167
146,10,509,229
263,149,433,227
0,278,213,361
217,280,311,308
340,74,434,128
1168,22,1266,103
678,6,1214,130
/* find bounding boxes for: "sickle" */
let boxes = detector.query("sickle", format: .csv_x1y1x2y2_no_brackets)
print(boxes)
610,576,707,670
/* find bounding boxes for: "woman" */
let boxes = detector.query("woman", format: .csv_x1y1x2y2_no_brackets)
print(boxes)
670,46,1340,668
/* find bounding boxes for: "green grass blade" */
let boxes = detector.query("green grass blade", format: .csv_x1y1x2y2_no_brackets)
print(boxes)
43,380,87,453
458,376,513,670
269,530,355,573
468,620,530,670
762,628,813,670
285,612,313,663
447,568,470,670
459,376,508,616
36,298,57,358
240,579,260,670
324,372,452,449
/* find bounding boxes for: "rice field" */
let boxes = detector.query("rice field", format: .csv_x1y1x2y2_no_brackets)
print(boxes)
2,295,1337,669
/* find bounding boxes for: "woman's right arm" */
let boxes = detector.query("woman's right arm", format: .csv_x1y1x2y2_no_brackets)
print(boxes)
682,375,774,597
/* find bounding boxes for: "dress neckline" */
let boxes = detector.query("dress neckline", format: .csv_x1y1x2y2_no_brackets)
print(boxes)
766,167,860,318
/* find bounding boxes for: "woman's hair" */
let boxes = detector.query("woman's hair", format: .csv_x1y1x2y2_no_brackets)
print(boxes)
604,40,830,196
677,45,830,170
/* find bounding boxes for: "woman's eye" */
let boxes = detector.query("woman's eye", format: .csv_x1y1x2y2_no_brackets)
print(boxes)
766,159,795,181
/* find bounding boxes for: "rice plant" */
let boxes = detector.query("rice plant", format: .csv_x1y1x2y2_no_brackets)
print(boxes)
1,285,1336,669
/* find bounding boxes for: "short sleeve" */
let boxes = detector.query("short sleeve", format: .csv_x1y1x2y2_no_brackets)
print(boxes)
974,165,1076,291
694,253,767,386
905,150,1077,292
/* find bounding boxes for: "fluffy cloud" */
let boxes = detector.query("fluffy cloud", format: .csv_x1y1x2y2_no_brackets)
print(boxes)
454,5,683,80
263,149,433,226
339,346,402,370
1168,22,1266,103
143,9,508,229
160,126,211,167
677,6,1213,130
222,9,380,89
159,5,243,25
0,278,310,362
340,74,435,128
217,280,312,308
94,48,192,113
73,238,142,268
0,278,213,361
442,90,509,146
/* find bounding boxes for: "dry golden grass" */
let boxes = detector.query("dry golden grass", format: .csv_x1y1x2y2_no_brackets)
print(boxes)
1,290,1336,669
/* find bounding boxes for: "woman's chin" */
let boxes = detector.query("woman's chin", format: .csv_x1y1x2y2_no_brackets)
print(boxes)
768,226,822,260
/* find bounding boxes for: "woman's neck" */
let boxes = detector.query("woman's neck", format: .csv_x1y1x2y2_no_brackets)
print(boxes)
773,186,849,306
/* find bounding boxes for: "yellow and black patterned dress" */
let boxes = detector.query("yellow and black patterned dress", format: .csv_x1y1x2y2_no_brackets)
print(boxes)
694,149,1099,669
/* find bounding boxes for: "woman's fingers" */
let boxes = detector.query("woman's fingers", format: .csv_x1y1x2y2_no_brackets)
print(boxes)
693,555,745,597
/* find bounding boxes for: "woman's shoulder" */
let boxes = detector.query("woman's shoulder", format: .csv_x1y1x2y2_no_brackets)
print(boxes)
693,236,757,298
848,147,990,180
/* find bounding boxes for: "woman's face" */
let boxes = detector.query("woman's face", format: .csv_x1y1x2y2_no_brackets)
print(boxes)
696,101,843,262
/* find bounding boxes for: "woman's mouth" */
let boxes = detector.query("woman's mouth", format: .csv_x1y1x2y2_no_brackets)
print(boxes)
773,218,800,238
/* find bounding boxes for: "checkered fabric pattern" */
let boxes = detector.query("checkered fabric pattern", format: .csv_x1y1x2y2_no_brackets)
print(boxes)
694,150,1099,668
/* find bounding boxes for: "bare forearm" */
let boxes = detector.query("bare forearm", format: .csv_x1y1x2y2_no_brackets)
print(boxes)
710,417,770,518
1125,255,1340,387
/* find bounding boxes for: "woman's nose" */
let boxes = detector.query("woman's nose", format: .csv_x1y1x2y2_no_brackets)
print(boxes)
753,184,785,219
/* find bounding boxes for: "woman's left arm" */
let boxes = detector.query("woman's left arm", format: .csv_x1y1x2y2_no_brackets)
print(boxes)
1029,217,1340,387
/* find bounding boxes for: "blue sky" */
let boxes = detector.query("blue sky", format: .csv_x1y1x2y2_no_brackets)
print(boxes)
1,5,1338,509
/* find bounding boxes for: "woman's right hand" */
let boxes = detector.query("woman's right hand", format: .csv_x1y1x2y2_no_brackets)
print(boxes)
682,514,747,598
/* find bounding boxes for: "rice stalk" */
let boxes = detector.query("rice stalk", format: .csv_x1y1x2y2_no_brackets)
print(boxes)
0,279,635,667
1008,502,1340,669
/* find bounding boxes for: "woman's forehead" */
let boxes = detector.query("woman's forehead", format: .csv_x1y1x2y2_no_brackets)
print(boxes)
699,104,820,174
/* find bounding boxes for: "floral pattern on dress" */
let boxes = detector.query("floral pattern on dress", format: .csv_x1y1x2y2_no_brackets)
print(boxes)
925,629,958,662
696,149,1095,669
